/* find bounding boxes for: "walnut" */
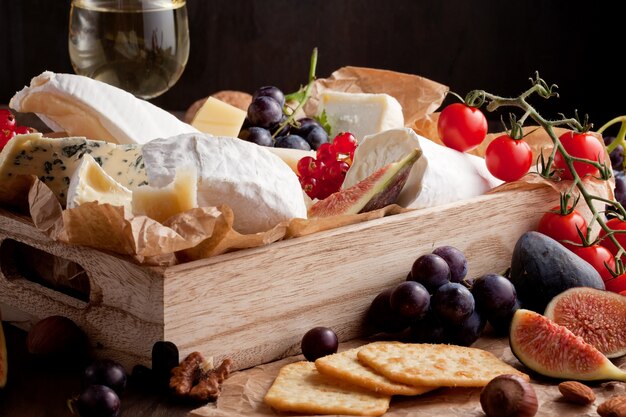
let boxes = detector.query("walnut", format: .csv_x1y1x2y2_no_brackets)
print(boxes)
169,351,233,402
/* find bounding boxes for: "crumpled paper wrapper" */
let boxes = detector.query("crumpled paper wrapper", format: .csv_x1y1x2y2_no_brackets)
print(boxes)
0,68,612,273
190,337,626,417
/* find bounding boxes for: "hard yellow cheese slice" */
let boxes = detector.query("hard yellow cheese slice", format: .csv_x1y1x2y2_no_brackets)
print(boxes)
191,97,247,138
67,154,132,211
132,168,198,223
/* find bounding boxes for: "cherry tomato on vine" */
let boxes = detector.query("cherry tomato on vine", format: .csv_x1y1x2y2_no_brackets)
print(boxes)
572,245,616,282
599,218,626,261
604,273,626,293
553,131,606,179
437,103,488,152
537,206,587,251
485,135,533,182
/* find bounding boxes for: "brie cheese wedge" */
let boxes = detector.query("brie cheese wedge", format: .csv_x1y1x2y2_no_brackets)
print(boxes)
132,168,198,223
318,91,404,142
343,128,501,208
9,71,199,145
67,154,132,211
142,133,307,234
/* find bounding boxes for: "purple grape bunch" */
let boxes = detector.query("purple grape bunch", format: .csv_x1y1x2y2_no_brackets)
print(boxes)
366,246,521,346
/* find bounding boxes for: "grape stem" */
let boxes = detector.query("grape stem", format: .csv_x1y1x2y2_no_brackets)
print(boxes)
597,115,626,171
470,73,626,262
272,48,318,139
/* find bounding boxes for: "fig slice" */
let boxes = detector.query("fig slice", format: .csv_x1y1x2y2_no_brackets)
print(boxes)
509,309,626,382
308,148,421,218
0,319,6,388
544,288,626,358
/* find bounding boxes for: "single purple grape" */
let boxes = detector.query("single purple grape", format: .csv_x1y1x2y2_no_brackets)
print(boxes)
83,359,127,394
389,281,430,321
431,282,475,325
301,327,338,361
432,246,468,282
410,254,451,293
252,86,285,108
76,385,120,417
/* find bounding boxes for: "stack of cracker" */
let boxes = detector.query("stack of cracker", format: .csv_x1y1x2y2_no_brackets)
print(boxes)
264,341,527,416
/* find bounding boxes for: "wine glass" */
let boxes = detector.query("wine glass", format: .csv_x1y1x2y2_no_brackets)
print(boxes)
68,0,190,99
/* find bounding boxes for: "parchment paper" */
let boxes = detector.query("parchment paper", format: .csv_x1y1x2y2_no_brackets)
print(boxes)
190,336,626,417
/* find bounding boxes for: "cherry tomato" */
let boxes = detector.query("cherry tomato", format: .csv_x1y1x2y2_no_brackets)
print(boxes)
437,103,488,152
599,218,626,261
537,206,588,251
572,245,616,282
604,273,626,293
553,131,605,179
485,135,533,182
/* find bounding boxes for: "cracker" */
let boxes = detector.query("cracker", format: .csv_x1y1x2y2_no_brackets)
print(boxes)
357,341,528,388
315,347,437,396
264,361,390,416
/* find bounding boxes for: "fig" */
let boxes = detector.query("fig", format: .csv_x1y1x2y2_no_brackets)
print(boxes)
509,309,626,382
0,320,7,388
544,287,626,358
308,148,421,217
510,231,604,313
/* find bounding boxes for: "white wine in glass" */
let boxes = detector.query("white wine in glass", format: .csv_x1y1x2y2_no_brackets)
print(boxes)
69,0,190,99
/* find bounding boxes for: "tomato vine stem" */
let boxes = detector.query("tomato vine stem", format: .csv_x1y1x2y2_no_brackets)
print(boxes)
469,73,626,261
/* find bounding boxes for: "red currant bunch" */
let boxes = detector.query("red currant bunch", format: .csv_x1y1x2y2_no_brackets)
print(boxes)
1,109,32,151
296,132,358,200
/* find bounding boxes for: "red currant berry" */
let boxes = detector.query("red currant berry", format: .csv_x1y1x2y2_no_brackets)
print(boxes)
316,142,336,164
300,176,319,199
333,132,358,154
328,160,350,180
14,125,31,135
0,109,16,132
297,156,317,178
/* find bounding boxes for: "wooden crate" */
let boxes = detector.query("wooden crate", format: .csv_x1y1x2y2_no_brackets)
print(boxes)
0,187,559,371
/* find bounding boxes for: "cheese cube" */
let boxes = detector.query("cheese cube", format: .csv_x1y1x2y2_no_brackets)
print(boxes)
132,168,198,223
318,91,404,142
67,154,132,211
191,97,247,138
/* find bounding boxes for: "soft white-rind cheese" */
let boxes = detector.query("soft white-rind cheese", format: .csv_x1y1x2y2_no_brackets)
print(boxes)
343,128,501,208
67,154,132,211
9,71,199,145
142,133,307,234
317,91,404,142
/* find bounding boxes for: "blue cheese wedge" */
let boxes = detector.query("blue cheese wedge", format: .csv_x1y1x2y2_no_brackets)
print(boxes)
142,133,307,234
67,154,132,211
0,133,146,203
343,128,501,208
9,71,199,145
317,91,404,142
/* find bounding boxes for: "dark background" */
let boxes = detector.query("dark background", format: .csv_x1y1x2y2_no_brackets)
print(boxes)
0,0,623,125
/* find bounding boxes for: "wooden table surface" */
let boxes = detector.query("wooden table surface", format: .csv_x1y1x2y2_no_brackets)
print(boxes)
0,324,200,417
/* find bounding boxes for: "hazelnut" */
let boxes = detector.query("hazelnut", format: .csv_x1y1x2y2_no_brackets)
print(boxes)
480,374,538,417
27,315,87,358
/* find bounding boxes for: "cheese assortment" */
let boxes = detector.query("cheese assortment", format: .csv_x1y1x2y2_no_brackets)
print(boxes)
317,91,404,141
9,71,199,145
0,133,146,201
142,133,307,234
67,154,133,211
191,97,247,138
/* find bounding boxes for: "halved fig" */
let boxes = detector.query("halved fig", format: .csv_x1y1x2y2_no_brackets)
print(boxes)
544,288,626,358
510,309,626,382
308,148,421,218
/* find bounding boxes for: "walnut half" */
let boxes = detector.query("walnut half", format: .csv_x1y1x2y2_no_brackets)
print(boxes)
169,351,233,402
